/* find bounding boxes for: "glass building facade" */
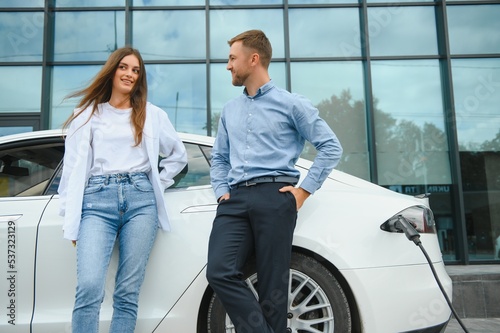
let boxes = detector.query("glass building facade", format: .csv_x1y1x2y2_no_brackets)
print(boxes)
1,0,499,264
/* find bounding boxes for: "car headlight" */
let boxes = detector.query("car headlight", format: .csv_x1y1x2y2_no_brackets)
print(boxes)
380,205,436,234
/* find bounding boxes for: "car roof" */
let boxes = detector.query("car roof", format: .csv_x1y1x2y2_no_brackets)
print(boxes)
0,129,215,146
0,129,406,196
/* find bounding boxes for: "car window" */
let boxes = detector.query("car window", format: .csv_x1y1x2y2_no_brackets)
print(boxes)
1,140,212,197
169,143,212,189
0,143,64,197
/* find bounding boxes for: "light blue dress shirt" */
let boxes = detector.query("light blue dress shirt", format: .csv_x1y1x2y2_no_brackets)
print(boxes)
210,80,343,199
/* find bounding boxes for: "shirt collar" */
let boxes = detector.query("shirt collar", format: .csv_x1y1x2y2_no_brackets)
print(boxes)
244,80,274,98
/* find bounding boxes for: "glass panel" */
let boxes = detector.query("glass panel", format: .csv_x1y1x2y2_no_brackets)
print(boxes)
447,5,500,55
55,0,125,7
0,12,44,61
371,60,455,258
171,143,211,189
0,127,33,137
452,58,500,261
0,67,42,113
53,11,125,61
289,0,357,4
133,0,204,5
367,0,433,3
0,118,39,136
372,60,450,185
146,64,207,135
50,65,102,129
209,62,286,137
210,9,284,60
210,0,282,4
132,10,206,61
290,61,368,180
368,6,438,57
0,143,64,197
453,59,500,149
0,0,43,7
51,64,208,134
289,8,361,58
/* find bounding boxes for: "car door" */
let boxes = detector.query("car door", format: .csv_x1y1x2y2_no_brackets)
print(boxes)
133,143,217,331
0,137,64,333
30,142,217,333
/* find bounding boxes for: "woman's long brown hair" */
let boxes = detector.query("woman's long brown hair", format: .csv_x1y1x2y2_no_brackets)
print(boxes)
62,47,148,146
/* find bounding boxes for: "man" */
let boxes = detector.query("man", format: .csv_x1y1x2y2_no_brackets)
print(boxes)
207,29,342,333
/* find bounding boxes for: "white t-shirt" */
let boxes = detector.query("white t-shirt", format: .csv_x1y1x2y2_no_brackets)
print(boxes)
89,102,150,175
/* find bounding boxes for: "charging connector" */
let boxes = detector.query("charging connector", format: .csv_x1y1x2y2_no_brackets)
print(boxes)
392,215,470,333
393,215,421,245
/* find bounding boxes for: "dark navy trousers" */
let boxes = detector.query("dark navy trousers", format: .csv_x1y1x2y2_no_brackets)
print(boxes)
206,182,297,333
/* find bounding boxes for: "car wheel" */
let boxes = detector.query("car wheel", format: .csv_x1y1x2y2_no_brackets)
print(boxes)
207,252,352,333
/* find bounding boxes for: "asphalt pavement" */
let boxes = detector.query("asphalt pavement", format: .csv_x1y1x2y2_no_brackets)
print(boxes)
445,317,500,333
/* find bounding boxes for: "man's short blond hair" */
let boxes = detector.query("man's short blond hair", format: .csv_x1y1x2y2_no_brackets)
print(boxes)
228,29,272,69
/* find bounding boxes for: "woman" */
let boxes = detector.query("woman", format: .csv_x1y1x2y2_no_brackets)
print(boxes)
58,47,187,333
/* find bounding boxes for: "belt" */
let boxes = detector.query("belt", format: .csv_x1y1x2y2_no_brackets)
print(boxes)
234,176,299,188
88,172,148,185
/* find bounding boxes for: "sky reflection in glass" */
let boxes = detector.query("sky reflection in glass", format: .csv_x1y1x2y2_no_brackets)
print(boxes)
54,11,125,61
210,9,284,59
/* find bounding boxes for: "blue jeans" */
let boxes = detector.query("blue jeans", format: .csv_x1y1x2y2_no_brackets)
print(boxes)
72,173,158,333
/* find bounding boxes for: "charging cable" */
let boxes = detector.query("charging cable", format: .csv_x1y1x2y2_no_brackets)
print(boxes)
393,215,470,333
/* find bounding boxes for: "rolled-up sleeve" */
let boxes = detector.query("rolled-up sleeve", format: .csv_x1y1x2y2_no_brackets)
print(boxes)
293,96,343,194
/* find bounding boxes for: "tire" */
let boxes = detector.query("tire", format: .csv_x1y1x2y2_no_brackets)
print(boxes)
207,252,352,333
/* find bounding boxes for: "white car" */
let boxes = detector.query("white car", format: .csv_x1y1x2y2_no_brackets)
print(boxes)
0,129,452,333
